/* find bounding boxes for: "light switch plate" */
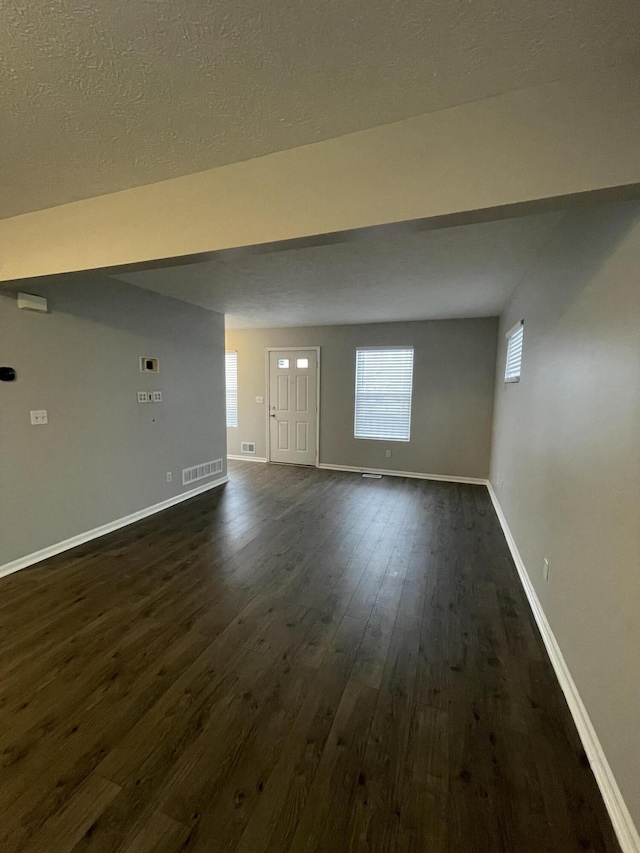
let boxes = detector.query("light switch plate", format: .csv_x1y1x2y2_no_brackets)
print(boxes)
255,396,264,404
30,410,48,425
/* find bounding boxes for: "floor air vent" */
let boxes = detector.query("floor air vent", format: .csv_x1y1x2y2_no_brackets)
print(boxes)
241,442,256,454
182,458,223,486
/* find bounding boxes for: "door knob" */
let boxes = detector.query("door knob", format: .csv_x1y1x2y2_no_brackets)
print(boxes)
270,413,276,418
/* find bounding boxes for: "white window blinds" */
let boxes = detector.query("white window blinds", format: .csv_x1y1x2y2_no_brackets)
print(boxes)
225,352,238,427
504,322,524,383
354,348,414,441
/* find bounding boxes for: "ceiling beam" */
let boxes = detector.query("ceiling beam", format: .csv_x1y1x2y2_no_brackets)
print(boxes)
1,64,639,284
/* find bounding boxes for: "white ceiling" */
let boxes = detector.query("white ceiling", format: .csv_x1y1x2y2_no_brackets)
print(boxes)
113,211,562,328
2,0,639,219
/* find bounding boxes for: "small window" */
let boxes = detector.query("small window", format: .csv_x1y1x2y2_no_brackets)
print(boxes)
296,358,309,369
505,321,524,383
225,351,238,428
354,348,414,442
277,358,290,369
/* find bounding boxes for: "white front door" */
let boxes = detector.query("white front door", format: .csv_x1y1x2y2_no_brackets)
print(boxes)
268,349,318,466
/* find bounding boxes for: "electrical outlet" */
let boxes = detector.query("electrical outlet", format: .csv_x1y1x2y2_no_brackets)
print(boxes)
385,450,392,458
30,409,48,425
166,472,172,483
543,558,550,582
137,391,149,403
152,391,163,403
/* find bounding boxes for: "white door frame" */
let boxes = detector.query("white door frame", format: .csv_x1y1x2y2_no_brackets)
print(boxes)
265,346,321,467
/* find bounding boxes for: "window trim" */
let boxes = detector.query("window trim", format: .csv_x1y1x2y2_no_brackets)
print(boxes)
354,346,414,442
225,351,238,428
504,320,524,384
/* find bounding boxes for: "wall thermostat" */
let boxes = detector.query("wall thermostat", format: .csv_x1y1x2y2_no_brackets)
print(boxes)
0,367,16,382
140,357,159,373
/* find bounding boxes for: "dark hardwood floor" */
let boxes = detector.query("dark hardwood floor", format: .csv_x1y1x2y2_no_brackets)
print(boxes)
0,460,620,852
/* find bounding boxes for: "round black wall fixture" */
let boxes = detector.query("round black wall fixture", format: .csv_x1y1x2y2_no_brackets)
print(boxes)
0,367,16,382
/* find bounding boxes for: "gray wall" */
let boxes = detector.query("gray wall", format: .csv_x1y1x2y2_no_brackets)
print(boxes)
226,318,498,479
490,202,640,828
0,276,227,567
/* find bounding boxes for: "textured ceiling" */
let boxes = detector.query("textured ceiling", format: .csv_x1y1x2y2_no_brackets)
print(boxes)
113,212,562,328
2,0,640,219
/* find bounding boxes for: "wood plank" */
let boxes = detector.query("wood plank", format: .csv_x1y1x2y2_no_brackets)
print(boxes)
285,677,378,853
18,772,121,853
0,461,621,853
235,614,368,853
396,702,448,853
119,811,191,853
345,627,420,852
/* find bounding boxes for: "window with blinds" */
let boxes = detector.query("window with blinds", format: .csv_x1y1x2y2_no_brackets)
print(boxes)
225,351,238,427
504,321,524,383
354,348,414,441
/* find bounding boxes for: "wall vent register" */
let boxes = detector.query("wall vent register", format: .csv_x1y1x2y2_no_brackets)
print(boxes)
182,458,223,486
505,321,524,383
354,347,414,442
241,442,256,454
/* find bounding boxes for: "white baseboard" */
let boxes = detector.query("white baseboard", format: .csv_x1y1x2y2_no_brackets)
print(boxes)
487,482,640,853
0,476,229,581
229,457,485,485
317,462,486,486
